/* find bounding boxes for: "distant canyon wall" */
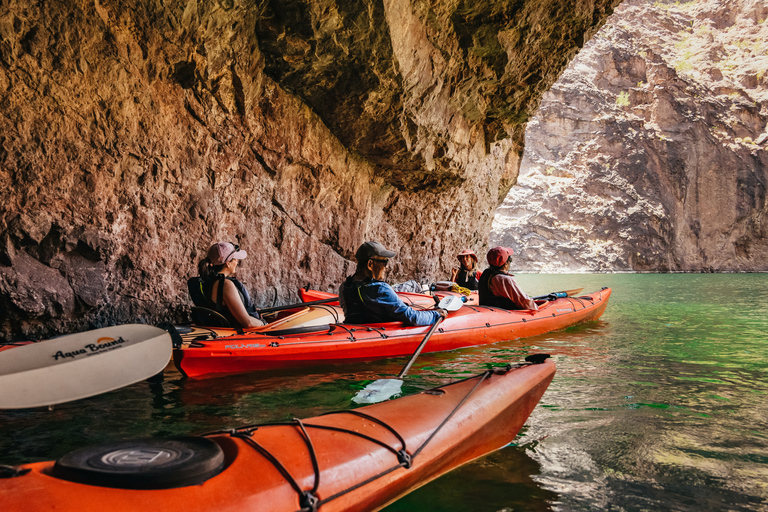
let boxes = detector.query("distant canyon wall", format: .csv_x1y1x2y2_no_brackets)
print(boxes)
0,0,619,338
491,0,768,272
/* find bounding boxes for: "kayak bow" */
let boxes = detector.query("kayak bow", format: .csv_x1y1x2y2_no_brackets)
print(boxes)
0,357,555,512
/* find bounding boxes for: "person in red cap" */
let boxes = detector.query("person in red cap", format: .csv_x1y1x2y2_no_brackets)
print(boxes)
450,249,481,290
478,247,538,310
339,241,448,325
187,242,265,328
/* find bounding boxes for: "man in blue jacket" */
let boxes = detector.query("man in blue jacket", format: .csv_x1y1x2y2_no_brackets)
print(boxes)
339,241,447,325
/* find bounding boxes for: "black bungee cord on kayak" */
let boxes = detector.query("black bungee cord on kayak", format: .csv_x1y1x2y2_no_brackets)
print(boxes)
200,354,550,512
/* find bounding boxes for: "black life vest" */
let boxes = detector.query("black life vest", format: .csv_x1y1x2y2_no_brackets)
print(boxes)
455,268,480,290
478,268,524,310
340,276,387,324
187,275,260,327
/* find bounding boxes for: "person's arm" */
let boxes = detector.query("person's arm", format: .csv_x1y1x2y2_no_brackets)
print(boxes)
222,280,265,328
450,268,459,282
489,275,538,310
367,283,442,326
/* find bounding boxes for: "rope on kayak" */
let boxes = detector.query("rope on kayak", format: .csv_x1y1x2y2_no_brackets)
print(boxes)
229,418,322,512
411,368,491,459
203,359,548,512
307,410,412,467
308,367,519,509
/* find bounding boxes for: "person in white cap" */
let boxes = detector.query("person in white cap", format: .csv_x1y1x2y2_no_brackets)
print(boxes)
478,246,537,311
188,242,265,328
339,241,448,325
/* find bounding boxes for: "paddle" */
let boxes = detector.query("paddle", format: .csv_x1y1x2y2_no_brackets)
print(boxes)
352,295,464,404
531,288,584,301
257,297,338,316
0,324,172,409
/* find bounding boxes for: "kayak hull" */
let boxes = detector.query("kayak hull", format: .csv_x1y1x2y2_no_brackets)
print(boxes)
174,288,610,378
0,359,555,512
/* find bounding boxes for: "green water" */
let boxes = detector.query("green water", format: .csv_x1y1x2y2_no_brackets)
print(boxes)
1,274,767,511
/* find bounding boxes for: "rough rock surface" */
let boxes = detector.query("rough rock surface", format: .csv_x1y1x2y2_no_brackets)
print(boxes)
491,0,768,272
0,0,619,339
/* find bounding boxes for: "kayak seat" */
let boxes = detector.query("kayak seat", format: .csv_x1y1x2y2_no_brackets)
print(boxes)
51,436,226,489
191,307,232,328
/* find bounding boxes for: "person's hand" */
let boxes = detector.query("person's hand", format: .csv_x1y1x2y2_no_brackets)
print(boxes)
450,268,459,281
436,308,449,319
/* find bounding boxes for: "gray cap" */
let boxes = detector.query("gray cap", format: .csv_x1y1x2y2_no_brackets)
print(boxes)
355,241,396,262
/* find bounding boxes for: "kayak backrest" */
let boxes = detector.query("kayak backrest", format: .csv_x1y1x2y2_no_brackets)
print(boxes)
191,307,232,328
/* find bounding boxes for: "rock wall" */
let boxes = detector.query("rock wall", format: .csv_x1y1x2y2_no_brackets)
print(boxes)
491,0,768,272
0,0,619,339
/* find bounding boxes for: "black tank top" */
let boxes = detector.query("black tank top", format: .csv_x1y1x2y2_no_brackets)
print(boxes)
455,269,479,290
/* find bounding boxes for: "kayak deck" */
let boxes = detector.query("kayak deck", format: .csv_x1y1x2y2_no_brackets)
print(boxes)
174,288,610,378
1,358,555,512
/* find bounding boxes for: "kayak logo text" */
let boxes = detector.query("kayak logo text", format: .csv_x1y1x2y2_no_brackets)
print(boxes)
224,343,266,349
52,337,127,361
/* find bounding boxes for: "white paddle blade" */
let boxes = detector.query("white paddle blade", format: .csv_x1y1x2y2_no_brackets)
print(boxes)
437,294,464,312
352,378,403,404
0,325,172,409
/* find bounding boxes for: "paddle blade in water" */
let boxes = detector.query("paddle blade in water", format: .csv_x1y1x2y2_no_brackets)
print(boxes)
352,378,404,404
0,324,172,409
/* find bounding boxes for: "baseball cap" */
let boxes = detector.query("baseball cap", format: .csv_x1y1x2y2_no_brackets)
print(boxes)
208,242,247,266
486,246,513,267
355,241,396,262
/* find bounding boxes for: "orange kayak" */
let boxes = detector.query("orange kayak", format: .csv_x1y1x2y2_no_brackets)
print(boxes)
0,357,555,512
174,288,610,378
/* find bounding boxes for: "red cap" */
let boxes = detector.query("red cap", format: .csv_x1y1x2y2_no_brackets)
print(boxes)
486,246,513,267
457,248,478,264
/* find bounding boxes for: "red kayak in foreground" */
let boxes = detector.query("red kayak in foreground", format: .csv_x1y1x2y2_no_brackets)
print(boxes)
174,288,610,378
0,357,555,512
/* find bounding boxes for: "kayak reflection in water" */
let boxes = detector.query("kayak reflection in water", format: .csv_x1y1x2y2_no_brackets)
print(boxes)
187,242,265,328
339,241,448,326
450,248,481,291
478,246,538,311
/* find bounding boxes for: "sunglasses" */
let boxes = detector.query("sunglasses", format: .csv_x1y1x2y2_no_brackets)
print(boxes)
370,257,389,267
224,243,240,263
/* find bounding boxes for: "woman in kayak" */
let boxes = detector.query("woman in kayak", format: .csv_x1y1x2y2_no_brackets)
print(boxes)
450,248,481,290
340,241,448,325
188,242,265,328
478,247,538,311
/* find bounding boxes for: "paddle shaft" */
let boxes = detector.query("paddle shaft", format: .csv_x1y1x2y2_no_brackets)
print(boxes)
397,316,444,378
531,288,583,301
257,297,337,315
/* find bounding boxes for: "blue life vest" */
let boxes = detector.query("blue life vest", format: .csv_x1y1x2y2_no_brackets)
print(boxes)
340,276,389,324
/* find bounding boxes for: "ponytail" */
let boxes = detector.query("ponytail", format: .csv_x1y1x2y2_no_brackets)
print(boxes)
198,257,225,280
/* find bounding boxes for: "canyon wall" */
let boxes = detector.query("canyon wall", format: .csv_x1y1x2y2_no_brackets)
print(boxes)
491,0,768,272
0,0,619,339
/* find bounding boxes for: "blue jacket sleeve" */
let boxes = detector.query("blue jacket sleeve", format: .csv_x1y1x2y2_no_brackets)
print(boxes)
367,283,441,326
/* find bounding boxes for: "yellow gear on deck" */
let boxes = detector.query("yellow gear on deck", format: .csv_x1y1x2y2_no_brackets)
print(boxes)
451,284,471,296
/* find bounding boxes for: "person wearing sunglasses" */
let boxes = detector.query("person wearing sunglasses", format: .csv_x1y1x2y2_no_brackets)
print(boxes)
188,242,265,328
478,246,538,311
339,241,448,325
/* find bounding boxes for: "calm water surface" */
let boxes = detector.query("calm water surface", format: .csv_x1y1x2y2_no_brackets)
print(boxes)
1,274,767,511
